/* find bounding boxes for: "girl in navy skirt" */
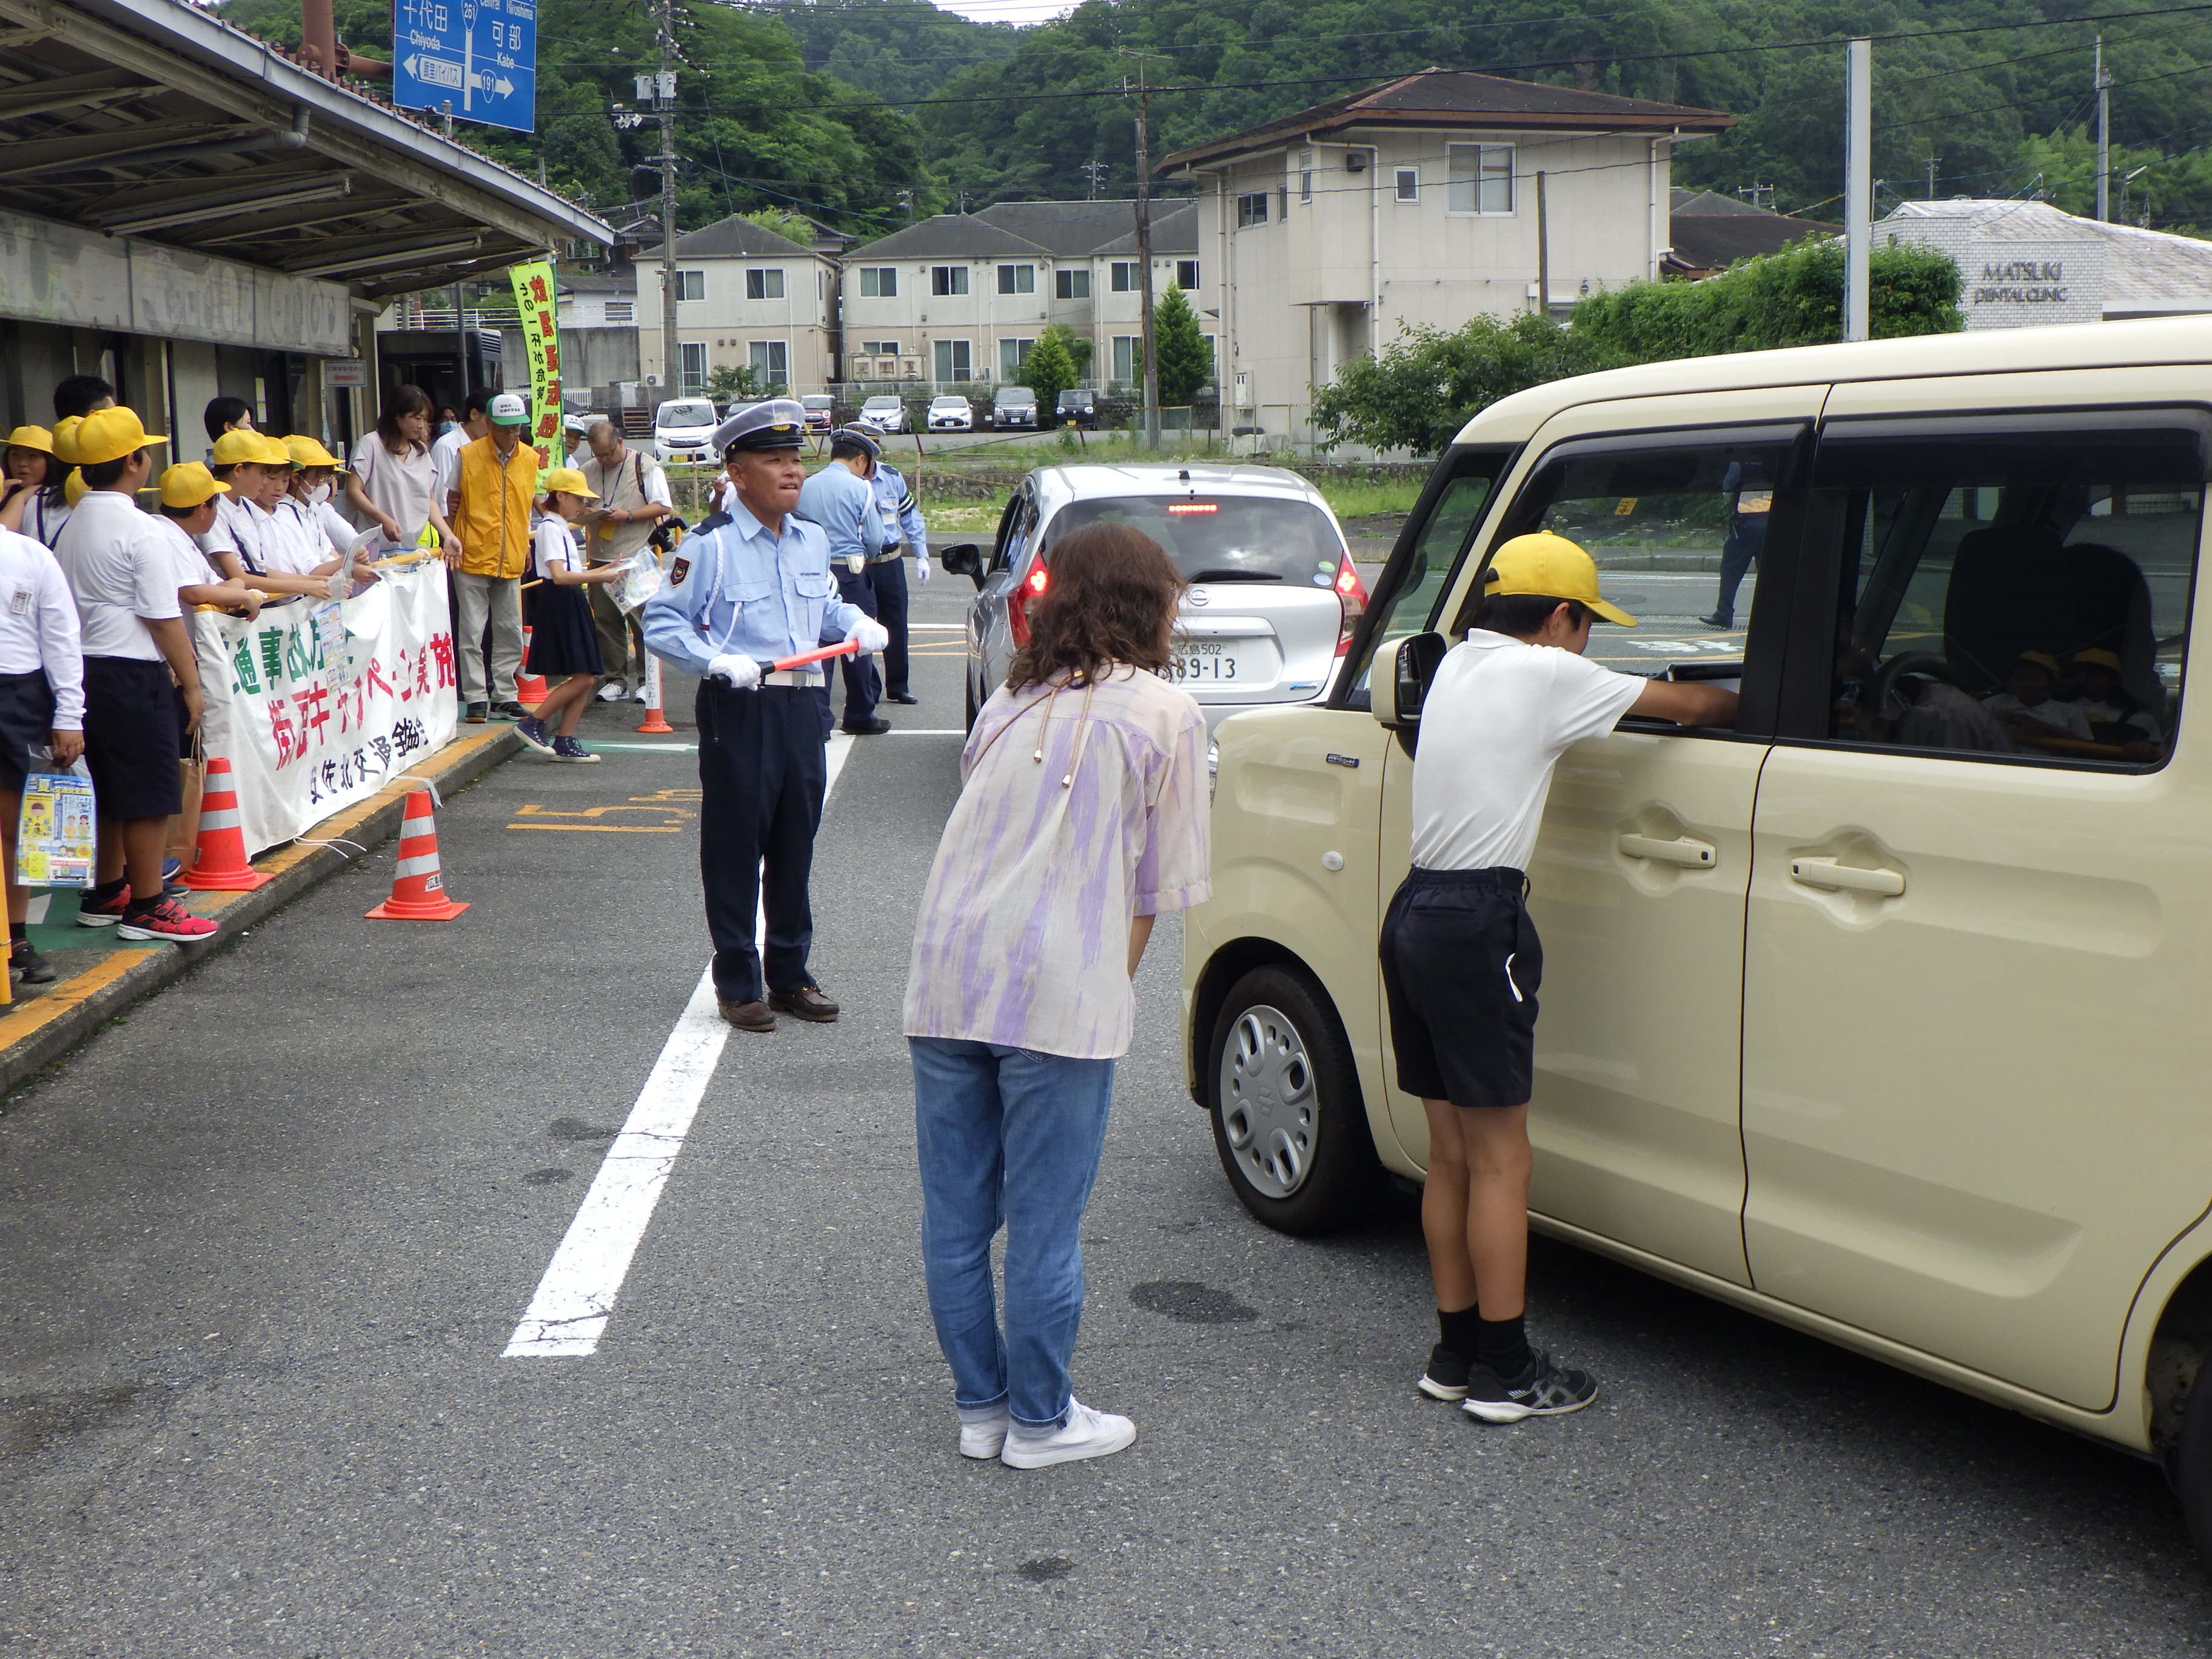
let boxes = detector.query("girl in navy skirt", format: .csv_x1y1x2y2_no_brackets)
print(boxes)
516,469,625,763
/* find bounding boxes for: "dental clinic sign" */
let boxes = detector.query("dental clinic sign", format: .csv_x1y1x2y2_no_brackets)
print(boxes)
1874,201,2106,330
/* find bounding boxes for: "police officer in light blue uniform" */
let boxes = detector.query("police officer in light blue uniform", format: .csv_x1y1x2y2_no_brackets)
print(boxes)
869,452,928,704
796,427,891,736
642,399,889,1032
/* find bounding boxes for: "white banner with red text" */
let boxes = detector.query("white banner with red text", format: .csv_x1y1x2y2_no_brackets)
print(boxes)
195,563,460,858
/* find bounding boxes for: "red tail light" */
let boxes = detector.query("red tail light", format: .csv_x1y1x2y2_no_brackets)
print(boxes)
1008,553,1048,646
1332,551,1368,657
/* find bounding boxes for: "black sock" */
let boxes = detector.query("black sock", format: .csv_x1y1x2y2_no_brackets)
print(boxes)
7,923,23,945
90,876,127,903
1438,1304,1481,1356
1476,1314,1532,1378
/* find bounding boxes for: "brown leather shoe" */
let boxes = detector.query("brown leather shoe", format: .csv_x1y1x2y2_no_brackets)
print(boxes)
718,997,775,1032
768,984,839,1022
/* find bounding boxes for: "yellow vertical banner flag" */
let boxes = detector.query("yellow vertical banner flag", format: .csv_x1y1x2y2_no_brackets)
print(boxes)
509,259,563,451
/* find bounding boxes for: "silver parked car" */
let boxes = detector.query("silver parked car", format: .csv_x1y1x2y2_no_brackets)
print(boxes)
856,395,908,434
939,464,1367,731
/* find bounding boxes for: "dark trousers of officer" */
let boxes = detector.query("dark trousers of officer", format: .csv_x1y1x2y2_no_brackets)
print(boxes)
695,681,827,1005
871,552,911,699
834,562,883,729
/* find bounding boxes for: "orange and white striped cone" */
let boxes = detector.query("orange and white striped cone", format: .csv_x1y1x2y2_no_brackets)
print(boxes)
365,785,469,920
183,756,273,892
636,649,674,735
515,625,549,704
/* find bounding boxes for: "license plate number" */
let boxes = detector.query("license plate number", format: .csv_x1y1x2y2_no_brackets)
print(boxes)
1160,643,1238,682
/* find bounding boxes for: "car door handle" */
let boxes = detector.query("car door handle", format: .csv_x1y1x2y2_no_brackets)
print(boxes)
1618,833,1717,868
1789,856,1906,897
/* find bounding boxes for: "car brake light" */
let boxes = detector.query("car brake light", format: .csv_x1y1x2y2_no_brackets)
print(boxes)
1333,552,1368,657
1166,502,1218,515
1008,553,1048,646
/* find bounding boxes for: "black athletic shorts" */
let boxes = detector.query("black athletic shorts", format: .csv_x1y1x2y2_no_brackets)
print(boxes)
1379,865,1542,1110
81,655,182,822
0,671,55,793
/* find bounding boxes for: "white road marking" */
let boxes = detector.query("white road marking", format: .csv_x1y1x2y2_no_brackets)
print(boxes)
503,733,856,1358
891,729,967,737
26,894,48,925
909,623,965,631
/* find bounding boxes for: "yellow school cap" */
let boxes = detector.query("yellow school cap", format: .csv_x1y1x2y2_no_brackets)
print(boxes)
62,468,87,507
49,415,83,466
542,466,600,500
1483,531,1637,628
283,434,343,469
4,425,53,456
2072,648,2123,674
2016,650,2062,675
73,406,168,466
159,461,230,509
255,432,294,466
211,429,269,466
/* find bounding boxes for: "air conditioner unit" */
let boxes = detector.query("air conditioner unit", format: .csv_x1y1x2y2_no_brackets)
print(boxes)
900,358,920,378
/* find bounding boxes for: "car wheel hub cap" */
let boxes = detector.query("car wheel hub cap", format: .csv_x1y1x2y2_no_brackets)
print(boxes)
1219,1004,1316,1199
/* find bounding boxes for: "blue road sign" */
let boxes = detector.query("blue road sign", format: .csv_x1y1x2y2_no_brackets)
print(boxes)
392,0,537,135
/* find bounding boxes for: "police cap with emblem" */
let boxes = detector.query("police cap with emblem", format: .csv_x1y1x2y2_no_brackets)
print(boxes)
714,399,809,458
828,424,881,461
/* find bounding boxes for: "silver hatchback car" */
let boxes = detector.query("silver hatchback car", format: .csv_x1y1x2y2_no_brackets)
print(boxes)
939,464,1367,729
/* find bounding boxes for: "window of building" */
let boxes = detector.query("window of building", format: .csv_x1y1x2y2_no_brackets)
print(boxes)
998,338,1037,378
860,340,899,356
674,270,705,303
746,268,785,301
1175,259,1200,290
748,340,789,387
1395,167,1419,204
1111,335,1139,384
1447,144,1515,215
1107,261,1136,293
1299,150,1313,203
933,339,973,381
1055,268,1091,300
1237,191,1270,229
1812,413,2197,768
678,340,708,392
605,301,634,323
931,265,970,297
997,263,1036,295
859,267,897,298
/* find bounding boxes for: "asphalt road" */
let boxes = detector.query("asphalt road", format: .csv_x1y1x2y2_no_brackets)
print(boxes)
4,572,2210,1656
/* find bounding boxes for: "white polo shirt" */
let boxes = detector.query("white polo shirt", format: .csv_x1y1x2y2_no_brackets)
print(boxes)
147,513,223,588
1409,630,1646,873
0,527,85,729
52,491,179,663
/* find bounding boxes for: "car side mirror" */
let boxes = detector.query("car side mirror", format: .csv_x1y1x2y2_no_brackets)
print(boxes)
1373,632,1446,730
939,543,985,587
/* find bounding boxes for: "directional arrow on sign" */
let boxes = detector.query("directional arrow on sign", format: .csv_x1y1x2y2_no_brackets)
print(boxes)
401,52,464,89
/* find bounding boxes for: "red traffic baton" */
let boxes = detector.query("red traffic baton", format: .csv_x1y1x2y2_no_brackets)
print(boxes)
760,638,862,674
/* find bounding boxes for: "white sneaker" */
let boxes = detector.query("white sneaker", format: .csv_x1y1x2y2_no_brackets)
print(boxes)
999,1399,1135,1469
597,682,627,703
959,1412,1010,1461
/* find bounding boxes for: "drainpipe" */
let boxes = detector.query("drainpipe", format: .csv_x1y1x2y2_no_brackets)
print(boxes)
1647,136,1659,281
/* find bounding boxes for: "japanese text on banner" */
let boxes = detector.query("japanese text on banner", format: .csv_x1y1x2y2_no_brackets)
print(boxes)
509,258,563,449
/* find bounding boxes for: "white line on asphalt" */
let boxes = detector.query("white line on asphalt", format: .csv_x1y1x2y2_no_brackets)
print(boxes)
502,732,856,1359
891,729,967,736
591,741,700,752
908,623,964,631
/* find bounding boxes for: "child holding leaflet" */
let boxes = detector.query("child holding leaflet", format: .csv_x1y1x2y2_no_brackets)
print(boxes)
515,470,622,764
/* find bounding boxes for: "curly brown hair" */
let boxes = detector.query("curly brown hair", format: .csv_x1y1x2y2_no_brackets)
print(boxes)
1007,522,1184,690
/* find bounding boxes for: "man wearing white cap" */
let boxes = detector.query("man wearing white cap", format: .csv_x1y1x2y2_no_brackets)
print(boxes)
642,400,891,1032
444,390,540,722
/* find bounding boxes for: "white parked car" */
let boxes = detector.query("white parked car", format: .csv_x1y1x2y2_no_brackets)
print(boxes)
927,395,975,432
856,395,908,434
652,397,719,465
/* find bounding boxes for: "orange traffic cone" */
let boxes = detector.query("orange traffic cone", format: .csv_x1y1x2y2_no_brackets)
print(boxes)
183,756,273,891
365,786,469,920
515,625,548,703
636,650,674,735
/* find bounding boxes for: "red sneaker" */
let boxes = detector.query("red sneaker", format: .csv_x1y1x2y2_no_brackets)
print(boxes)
75,885,129,928
115,897,218,943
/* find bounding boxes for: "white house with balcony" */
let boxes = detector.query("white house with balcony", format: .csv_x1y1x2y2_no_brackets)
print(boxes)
635,214,837,395
1159,69,1734,435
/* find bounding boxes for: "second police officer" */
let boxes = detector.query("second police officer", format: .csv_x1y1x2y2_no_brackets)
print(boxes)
796,427,891,736
868,444,928,706
641,400,890,1033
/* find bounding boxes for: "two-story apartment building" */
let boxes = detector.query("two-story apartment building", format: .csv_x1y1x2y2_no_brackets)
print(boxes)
1160,69,1734,434
634,214,837,395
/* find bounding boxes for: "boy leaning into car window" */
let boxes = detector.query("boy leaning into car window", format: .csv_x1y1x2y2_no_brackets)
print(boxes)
1384,532,1738,1424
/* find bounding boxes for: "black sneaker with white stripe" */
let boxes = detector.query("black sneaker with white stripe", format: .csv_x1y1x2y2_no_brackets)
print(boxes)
1418,1344,1472,1401
1460,1351,1598,1423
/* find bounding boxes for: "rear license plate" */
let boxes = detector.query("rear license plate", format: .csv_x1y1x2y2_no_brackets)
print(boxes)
1159,642,1240,683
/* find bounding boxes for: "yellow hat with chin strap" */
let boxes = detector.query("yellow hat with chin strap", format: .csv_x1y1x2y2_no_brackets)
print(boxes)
541,466,600,500
1483,531,1637,628
159,461,230,509
4,425,53,457
49,415,83,466
283,434,343,469
2072,647,2125,674
212,429,270,467
73,406,167,466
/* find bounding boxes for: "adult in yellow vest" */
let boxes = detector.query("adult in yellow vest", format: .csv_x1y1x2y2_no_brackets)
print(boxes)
443,390,540,721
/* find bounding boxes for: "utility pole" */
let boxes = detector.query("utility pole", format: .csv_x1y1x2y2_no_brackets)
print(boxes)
1843,38,1871,344
648,0,680,405
1121,50,1166,451
1926,152,1939,199
2096,35,2113,222
1081,159,1110,201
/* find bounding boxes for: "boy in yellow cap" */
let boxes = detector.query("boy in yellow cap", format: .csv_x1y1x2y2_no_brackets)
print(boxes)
1386,531,1737,1423
512,468,625,762
150,463,265,619
48,409,215,944
278,435,379,585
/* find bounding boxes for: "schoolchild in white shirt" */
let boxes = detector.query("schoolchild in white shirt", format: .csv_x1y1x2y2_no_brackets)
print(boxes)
0,516,84,985
512,471,623,764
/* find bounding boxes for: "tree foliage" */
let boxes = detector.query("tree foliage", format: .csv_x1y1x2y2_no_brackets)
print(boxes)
1152,285,1215,405
1312,313,1618,457
1019,326,1083,412
706,363,768,404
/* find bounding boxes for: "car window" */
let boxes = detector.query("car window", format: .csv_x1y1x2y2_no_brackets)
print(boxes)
1043,496,1341,584
990,488,1031,574
1341,447,1512,700
1813,412,2201,768
657,400,714,427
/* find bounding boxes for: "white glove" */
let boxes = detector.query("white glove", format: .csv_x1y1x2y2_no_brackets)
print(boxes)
707,653,760,690
912,552,931,586
852,618,891,655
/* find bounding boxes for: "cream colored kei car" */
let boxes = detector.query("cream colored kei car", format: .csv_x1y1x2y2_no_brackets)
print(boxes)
1184,315,2212,1566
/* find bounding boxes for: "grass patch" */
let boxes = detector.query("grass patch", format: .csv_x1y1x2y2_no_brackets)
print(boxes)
1313,477,1423,520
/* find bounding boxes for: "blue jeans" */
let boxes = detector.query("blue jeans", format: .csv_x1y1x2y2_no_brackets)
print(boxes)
910,1036,1116,1429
